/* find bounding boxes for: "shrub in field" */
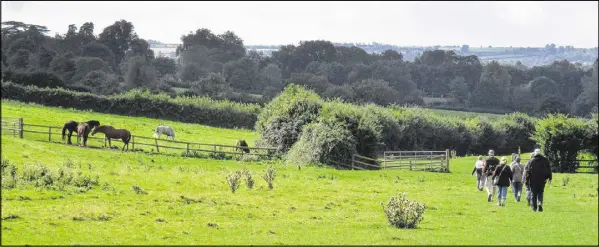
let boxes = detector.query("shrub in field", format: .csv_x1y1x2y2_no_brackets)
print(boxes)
20,163,51,184
287,122,356,167
132,185,148,195
3,159,100,191
256,84,323,153
226,171,242,193
262,165,276,190
381,192,427,229
241,169,255,189
532,114,588,172
72,173,100,190
1,157,17,189
0,82,259,129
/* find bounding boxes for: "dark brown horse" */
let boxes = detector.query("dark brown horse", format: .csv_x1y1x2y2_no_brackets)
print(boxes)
91,125,132,151
62,120,100,144
236,140,250,153
76,123,92,147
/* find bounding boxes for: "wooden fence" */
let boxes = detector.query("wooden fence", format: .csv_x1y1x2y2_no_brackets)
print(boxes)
326,154,381,170
382,150,450,172
1,117,277,159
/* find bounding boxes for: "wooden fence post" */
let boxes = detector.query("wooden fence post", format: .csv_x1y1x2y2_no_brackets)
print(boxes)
18,118,23,139
445,149,450,172
351,155,355,170
155,139,159,152
132,136,135,150
186,143,190,155
48,126,52,141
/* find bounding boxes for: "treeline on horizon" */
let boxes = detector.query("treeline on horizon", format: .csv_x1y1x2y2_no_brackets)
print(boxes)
1,19,598,117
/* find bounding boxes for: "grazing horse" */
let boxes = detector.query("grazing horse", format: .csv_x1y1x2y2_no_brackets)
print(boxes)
76,123,92,147
153,125,175,140
62,120,100,144
236,140,250,153
91,125,132,151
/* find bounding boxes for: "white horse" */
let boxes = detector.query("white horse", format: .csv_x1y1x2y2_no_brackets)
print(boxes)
153,125,176,140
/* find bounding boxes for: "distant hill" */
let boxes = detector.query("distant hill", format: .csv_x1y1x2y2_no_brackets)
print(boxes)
149,41,598,67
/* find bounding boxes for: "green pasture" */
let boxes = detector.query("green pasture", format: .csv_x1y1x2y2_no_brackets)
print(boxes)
1,135,597,245
1,100,259,152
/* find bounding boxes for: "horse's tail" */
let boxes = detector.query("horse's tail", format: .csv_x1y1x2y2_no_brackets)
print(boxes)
62,124,67,140
125,132,132,144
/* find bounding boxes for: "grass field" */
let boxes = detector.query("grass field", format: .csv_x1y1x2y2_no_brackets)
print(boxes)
426,108,503,120
1,101,598,245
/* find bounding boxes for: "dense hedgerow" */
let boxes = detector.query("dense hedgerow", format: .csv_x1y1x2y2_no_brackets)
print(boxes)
532,114,589,173
0,82,260,129
256,84,323,152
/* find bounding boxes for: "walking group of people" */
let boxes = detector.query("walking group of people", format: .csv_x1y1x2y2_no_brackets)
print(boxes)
472,148,553,212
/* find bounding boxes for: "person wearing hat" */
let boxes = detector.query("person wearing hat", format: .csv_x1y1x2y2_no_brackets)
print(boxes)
483,149,500,202
492,156,513,207
524,148,552,212
510,156,525,202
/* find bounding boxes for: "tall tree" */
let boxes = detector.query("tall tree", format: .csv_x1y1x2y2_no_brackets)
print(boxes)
471,61,512,108
98,20,137,69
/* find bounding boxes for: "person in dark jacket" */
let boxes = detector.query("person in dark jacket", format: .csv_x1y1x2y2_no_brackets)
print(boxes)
483,149,500,202
492,157,513,207
524,149,553,212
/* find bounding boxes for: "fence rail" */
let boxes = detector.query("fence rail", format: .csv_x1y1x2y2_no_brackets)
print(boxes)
1,117,277,159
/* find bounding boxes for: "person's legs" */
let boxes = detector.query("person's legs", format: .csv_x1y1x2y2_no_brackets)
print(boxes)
497,186,508,206
476,172,482,190
485,175,494,202
538,183,546,212
525,184,531,206
514,182,522,202
497,185,503,206
530,184,541,211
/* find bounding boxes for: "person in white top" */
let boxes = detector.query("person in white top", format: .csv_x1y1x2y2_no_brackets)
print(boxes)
471,155,485,191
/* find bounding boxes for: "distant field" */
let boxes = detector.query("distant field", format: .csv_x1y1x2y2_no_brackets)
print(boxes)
426,108,504,120
172,87,188,93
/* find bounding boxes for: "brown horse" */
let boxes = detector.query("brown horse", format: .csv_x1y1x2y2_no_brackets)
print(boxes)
91,125,131,151
76,123,91,147
236,139,250,153
62,120,100,144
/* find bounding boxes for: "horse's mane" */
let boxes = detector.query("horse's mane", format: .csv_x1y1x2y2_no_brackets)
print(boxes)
86,120,100,127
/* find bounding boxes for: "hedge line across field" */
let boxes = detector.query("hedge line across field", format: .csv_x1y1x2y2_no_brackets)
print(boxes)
0,82,260,129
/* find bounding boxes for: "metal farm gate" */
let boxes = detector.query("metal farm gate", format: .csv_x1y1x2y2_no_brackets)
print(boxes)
383,150,450,172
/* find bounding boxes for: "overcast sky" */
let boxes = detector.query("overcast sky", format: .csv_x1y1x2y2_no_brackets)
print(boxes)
2,1,598,48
